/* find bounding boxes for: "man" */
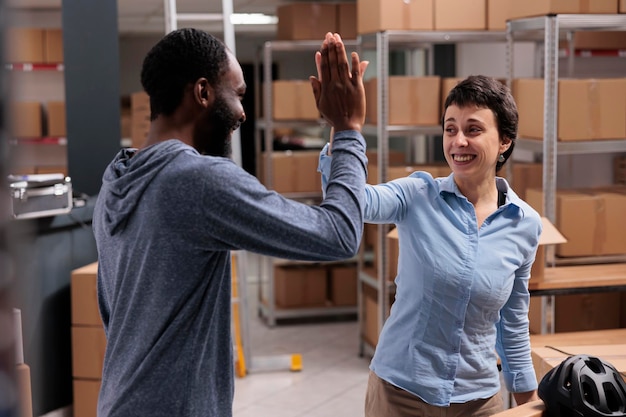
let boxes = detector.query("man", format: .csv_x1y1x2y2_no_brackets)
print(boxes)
93,29,368,417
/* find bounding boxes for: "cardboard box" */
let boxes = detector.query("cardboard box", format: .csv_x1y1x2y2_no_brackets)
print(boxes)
330,264,358,306
71,326,107,379
363,223,378,251
274,264,328,308
492,400,545,417
10,102,42,138
526,188,626,257
131,91,150,113
435,0,486,30
362,282,380,346
357,0,433,34
594,189,626,255
616,156,626,185
487,0,511,31
131,91,150,148
36,165,68,176
511,78,544,140
271,80,319,121
554,292,623,332
569,31,626,50
131,120,150,148
73,379,101,417
71,263,101,326
121,112,131,140
387,227,400,280
513,78,626,141
526,188,595,257
6,28,44,63
292,151,322,193
440,77,463,112
361,279,394,347
530,217,567,283
260,152,293,193
46,101,66,137
259,151,321,194
532,343,626,382
558,78,626,141
337,3,357,39
510,162,542,201
529,290,624,335
44,29,63,63
277,3,337,41
271,81,298,120
510,0,618,20
366,76,441,125
622,293,626,327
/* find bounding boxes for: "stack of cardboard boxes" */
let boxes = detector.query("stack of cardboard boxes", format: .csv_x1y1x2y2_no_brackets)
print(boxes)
276,2,357,41
258,150,322,194
71,263,105,417
130,91,151,149
6,27,63,64
356,0,625,35
272,263,358,309
513,78,626,142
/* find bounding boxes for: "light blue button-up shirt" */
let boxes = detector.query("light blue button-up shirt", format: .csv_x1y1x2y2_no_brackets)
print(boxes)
319,143,542,406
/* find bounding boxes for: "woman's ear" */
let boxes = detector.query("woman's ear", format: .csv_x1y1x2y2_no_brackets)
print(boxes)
500,137,512,154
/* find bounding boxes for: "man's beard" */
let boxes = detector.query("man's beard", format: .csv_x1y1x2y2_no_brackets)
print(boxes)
194,96,240,158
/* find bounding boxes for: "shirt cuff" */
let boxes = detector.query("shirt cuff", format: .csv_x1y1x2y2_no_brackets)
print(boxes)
502,367,538,393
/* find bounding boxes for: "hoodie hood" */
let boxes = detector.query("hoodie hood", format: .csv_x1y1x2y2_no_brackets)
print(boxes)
96,139,196,235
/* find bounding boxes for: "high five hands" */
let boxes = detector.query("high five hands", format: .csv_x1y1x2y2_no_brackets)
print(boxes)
310,33,369,133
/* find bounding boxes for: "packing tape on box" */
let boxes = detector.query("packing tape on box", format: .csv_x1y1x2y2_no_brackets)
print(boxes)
402,1,410,30
14,308,24,365
580,0,591,13
593,195,606,256
588,80,601,140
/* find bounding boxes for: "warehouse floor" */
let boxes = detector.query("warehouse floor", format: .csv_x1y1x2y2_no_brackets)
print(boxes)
233,253,370,417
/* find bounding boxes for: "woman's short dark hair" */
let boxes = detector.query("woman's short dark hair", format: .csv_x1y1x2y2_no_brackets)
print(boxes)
442,75,518,171
140,28,229,120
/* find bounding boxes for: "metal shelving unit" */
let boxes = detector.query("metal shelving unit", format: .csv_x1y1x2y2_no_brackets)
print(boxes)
254,39,360,326
507,14,626,263
356,30,507,356
507,14,626,333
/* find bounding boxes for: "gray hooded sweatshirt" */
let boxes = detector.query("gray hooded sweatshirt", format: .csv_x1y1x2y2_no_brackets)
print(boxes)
92,132,367,417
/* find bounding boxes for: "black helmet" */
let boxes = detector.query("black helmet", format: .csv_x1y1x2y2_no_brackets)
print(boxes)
538,354,626,417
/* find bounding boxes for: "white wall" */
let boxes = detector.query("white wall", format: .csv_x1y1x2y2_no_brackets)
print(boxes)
456,41,536,78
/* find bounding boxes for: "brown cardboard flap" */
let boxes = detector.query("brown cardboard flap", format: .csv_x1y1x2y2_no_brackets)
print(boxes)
539,217,567,246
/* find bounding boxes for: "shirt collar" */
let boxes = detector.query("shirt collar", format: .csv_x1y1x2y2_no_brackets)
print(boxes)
438,174,526,212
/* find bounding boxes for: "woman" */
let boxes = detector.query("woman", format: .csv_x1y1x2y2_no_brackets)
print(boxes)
319,75,542,416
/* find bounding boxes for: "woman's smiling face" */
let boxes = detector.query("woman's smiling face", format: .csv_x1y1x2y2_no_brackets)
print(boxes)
443,104,511,183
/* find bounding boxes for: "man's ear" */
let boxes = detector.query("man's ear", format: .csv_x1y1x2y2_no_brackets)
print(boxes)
194,78,214,108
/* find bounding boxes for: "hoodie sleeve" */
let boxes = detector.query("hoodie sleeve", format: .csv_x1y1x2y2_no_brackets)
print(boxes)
196,130,368,261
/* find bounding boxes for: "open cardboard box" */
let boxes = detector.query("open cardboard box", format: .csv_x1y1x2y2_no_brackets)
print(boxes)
386,217,566,284
532,217,567,283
